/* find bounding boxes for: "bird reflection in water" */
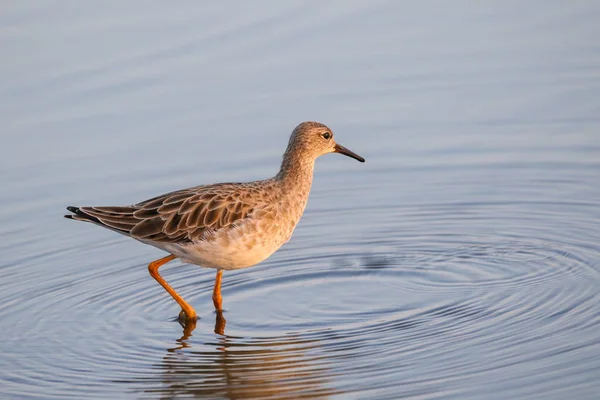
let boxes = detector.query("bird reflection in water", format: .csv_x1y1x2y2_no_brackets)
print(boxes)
133,312,337,399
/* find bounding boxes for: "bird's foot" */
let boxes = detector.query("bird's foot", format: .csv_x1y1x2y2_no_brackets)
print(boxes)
178,309,198,322
177,310,198,326
177,309,198,335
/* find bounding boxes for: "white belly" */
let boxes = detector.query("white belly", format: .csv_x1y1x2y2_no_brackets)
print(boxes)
166,239,281,270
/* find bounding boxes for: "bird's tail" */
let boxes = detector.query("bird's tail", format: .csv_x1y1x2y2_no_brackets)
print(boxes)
64,206,101,223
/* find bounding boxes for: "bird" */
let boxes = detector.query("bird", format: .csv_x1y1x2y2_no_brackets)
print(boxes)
65,121,365,325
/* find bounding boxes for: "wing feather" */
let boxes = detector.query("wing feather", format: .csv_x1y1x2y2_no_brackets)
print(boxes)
68,183,259,244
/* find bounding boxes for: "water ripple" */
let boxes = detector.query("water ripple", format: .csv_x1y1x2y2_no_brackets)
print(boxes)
2,1,600,397
1,186,599,399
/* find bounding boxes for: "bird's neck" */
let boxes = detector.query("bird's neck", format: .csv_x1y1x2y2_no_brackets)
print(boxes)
275,151,315,196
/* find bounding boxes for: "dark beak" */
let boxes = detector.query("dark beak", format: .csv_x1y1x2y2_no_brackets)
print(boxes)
334,143,365,163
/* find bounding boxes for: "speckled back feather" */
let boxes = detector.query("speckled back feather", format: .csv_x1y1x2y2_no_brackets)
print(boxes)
67,182,271,243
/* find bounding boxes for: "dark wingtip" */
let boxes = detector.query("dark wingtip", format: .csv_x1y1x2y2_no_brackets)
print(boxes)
65,206,79,220
65,205,101,224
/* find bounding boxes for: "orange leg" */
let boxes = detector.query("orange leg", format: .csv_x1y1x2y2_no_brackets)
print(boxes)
148,255,197,320
212,270,223,311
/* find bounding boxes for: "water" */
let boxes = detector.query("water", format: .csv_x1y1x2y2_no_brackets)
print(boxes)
1,1,600,399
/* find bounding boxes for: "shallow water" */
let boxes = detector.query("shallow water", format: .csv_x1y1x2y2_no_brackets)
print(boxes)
1,1,600,399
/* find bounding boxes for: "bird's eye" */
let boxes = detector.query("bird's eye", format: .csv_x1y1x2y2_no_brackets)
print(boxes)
322,132,332,140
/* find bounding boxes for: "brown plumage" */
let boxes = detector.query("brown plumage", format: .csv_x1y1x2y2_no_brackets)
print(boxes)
65,121,365,324
67,183,258,244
